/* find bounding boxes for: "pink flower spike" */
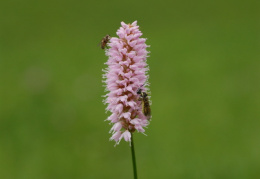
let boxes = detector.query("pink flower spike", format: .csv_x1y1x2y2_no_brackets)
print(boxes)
103,21,151,145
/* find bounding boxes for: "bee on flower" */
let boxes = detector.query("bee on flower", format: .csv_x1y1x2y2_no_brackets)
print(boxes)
137,88,151,121
100,34,111,49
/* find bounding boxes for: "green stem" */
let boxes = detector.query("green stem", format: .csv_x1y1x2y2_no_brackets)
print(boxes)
130,132,138,179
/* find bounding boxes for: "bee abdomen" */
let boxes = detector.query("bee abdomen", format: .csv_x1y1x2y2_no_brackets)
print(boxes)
143,100,151,120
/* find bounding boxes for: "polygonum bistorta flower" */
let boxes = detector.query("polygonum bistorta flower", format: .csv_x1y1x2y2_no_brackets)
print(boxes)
103,21,151,145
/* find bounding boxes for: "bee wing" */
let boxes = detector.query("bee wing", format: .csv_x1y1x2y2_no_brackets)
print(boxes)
98,40,103,48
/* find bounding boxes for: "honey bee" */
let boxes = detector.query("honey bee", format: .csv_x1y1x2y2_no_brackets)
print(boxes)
100,34,111,49
137,88,151,120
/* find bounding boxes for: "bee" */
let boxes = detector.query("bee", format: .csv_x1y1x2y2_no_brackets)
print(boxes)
100,34,111,49
137,88,151,120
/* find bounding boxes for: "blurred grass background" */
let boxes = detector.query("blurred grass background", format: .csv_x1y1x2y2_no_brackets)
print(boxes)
0,0,259,178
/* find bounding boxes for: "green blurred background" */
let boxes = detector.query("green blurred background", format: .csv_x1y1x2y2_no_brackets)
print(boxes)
0,0,259,178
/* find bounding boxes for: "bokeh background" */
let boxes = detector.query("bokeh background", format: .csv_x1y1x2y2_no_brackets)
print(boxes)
1,0,259,178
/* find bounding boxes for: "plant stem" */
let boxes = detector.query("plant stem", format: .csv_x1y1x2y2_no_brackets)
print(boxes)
130,132,138,179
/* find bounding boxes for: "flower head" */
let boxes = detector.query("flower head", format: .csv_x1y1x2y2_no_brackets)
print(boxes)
103,21,151,145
